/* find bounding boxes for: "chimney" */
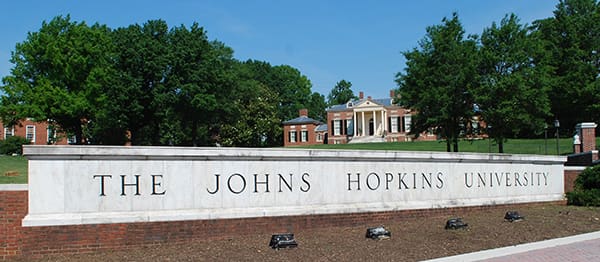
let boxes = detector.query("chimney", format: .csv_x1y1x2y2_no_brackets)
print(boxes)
299,109,308,117
390,90,395,98
359,91,364,100
367,96,372,100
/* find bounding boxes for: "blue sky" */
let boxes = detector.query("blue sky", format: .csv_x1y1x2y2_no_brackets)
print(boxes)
1,1,558,99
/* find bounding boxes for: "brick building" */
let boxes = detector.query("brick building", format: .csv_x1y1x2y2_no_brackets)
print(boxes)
325,91,436,144
0,119,69,145
282,109,326,147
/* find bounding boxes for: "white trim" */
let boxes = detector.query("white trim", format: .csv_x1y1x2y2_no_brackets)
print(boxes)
23,196,565,227
564,166,587,171
576,122,597,129
26,125,36,142
0,184,28,191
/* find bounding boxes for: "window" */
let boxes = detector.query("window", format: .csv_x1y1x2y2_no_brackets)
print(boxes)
4,126,14,139
346,119,354,135
391,118,398,133
47,126,56,144
404,115,412,133
300,130,308,142
289,131,297,143
316,133,323,142
333,120,341,136
26,125,35,142
68,135,77,144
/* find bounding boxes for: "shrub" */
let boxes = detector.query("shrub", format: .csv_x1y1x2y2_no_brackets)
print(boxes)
567,165,600,206
0,136,31,155
575,165,600,190
566,189,600,206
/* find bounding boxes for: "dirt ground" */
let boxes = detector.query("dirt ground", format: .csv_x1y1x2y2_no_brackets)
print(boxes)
16,204,600,262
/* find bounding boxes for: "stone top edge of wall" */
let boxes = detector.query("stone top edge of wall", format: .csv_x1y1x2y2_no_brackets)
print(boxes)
22,145,566,164
0,184,28,191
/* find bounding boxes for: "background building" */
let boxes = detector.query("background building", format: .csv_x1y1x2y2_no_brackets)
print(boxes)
0,119,69,145
282,109,326,147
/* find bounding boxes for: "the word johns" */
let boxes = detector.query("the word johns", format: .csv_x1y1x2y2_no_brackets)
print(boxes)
206,173,311,194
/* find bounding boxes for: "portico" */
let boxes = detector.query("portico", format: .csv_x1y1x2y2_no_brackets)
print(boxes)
352,105,387,137
323,91,436,144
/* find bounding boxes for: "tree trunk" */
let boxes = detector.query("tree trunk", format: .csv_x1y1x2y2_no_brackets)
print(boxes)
192,120,198,147
498,140,504,153
446,140,451,152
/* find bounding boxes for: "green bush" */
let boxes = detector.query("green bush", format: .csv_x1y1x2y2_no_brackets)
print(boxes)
567,165,600,206
0,136,31,155
575,165,600,190
566,189,600,206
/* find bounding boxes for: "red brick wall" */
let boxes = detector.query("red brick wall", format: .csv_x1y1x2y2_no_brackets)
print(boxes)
283,123,321,147
0,119,68,145
581,127,596,152
0,188,567,260
0,190,27,260
564,168,584,193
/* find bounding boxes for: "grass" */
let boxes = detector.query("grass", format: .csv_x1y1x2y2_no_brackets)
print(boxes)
0,137,598,184
0,155,28,184
303,137,596,155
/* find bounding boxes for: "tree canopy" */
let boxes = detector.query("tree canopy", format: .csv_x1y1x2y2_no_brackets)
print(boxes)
327,79,356,106
397,0,599,152
396,13,478,152
0,16,325,147
476,13,551,152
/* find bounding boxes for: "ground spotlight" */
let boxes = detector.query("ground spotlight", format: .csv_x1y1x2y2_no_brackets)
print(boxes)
366,226,391,240
269,233,298,249
445,218,468,230
504,211,524,222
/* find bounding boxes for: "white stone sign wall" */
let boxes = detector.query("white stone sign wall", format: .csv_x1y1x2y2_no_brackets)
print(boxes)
23,146,566,226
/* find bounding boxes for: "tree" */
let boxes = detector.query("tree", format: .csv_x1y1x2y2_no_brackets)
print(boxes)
167,24,236,146
306,92,327,122
0,15,114,144
533,0,600,130
99,20,171,145
396,13,478,152
476,14,551,153
327,80,356,106
220,65,281,147
235,60,319,146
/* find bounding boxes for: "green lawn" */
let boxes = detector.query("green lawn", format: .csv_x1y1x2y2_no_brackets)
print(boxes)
0,155,28,184
303,137,594,155
0,137,598,184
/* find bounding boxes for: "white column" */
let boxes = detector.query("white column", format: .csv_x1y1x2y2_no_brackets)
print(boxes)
361,111,365,137
381,110,386,135
353,111,357,136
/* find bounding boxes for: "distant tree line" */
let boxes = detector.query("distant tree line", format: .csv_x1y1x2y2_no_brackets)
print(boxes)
396,0,600,152
0,16,326,146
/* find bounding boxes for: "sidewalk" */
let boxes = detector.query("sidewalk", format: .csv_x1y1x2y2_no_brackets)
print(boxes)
424,231,600,262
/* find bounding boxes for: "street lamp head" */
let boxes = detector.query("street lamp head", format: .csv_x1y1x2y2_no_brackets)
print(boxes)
554,119,560,128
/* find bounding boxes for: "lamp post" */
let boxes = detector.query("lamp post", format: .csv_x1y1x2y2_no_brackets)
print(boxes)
544,123,548,155
487,125,492,153
554,119,560,155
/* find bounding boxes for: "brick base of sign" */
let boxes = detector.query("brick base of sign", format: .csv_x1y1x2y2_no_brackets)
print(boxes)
0,190,567,260
564,169,583,193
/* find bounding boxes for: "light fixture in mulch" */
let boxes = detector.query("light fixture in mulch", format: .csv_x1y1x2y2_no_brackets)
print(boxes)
366,226,391,240
269,233,298,249
504,211,525,222
445,218,468,230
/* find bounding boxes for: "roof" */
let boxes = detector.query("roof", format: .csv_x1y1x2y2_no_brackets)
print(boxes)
315,124,328,132
282,116,323,125
326,97,396,111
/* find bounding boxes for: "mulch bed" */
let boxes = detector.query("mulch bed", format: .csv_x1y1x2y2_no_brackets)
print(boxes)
16,204,600,262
